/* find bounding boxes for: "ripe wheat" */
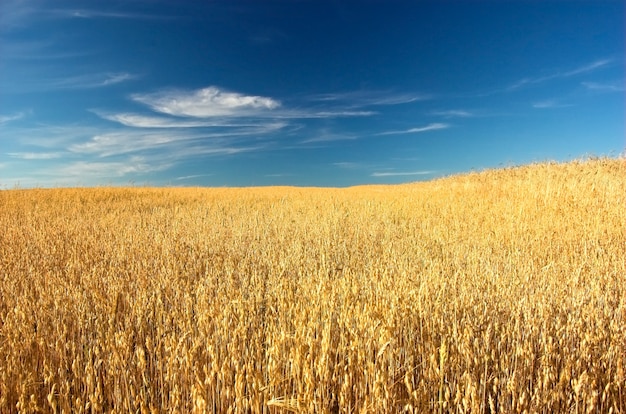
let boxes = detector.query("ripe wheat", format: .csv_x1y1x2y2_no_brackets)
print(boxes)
0,158,624,413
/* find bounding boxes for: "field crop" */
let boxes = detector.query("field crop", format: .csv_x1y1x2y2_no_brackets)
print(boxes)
0,158,624,413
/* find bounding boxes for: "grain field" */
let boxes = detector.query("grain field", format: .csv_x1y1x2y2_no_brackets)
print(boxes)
0,158,624,413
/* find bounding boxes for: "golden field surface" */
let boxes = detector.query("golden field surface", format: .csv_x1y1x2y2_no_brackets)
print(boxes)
0,158,624,413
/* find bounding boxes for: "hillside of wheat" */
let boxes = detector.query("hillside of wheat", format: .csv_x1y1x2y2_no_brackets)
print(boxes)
0,158,624,413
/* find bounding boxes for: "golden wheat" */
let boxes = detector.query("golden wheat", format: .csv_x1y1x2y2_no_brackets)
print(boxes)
0,157,624,413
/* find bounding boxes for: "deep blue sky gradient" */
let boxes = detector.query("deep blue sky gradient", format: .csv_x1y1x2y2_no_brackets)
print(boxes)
1,1,624,187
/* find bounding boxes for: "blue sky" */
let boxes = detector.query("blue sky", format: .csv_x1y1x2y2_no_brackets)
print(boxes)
1,0,623,187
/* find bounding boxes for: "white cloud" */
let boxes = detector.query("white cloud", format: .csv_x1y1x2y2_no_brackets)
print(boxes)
309,90,430,106
98,108,374,126
290,110,376,118
2,157,173,187
0,112,25,125
132,86,281,118
0,0,38,31
171,144,262,158
13,72,139,91
264,173,292,177
564,59,613,77
57,157,170,179
532,100,572,109
53,72,137,89
95,112,250,128
333,162,360,169
175,174,213,181
69,131,184,157
6,125,103,148
431,110,474,118
375,123,449,136
1,1,168,28
60,9,165,20
508,58,613,90
125,86,411,125
69,121,285,158
101,72,136,86
582,81,625,92
125,86,378,121
7,152,63,159
300,131,357,144
371,170,435,177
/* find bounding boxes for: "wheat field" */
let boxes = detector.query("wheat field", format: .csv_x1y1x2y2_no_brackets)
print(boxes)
0,158,624,413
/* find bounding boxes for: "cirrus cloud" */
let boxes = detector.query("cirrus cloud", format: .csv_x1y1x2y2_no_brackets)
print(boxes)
0,112,26,125
375,123,449,136
132,86,281,118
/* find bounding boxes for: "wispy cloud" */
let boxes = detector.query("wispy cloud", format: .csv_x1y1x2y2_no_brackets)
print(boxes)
175,174,214,181
371,170,435,177
264,173,293,177
0,112,25,125
1,39,90,61
532,99,572,109
94,112,258,128
563,59,613,77
132,87,281,118
309,90,430,107
300,131,358,144
290,110,376,118
1,1,171,33
5,72,139,92
57,157,171,179
68,125,280,158
69,131,187,157
582,81,625,93
130,86,378,121
7,152,63,160
102,73,136,86
431,110,474,118
333,162,361,169
508,58,613,90
0,0,38,31
5,125,104,149
375,123,449,136
51,72,138,89
1,71,138,93
58,9,167,20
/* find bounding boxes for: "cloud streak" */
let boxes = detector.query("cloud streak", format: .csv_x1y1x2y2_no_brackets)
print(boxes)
94,112,261,128
131,86,378,120
582,81,625,92
7,152,63,160
51,72,138,89
333,162,361,169
375,123,449,136
58,84,384,181
508,58,613,90
56,157,171,179
132,87,281,118
69,131,189,157
431,110,474,118
308,90,430,107
1,0,172,31
300,131,358,144
175,174,214,181
68,124,284,158
0,112,25,125
532,100,572,109
59,9,168,20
